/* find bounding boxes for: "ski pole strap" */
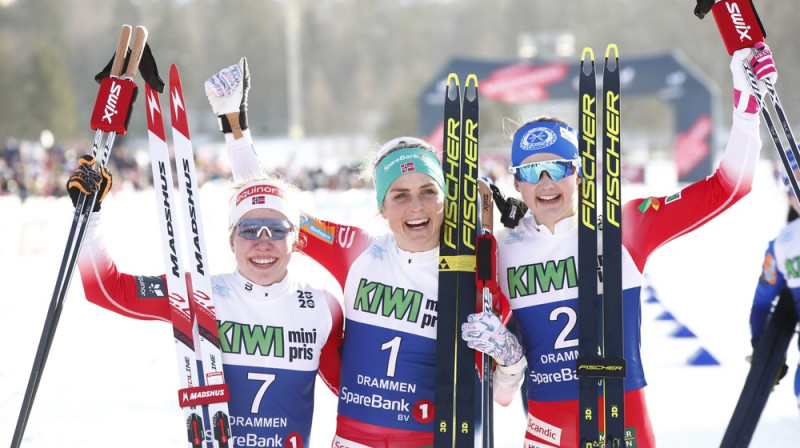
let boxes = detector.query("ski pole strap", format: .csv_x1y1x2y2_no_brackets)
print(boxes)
711,0,766,54
89,77,138,134
475,233,498,293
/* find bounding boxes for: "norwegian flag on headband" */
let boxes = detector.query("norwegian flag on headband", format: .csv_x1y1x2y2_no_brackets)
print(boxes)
252,196,266,205
401,162,415,173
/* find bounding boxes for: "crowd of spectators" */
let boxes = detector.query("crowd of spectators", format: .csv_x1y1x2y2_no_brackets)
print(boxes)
0,136,367,201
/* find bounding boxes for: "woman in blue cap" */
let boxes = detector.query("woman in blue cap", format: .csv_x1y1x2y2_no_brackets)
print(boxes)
464,44,777,447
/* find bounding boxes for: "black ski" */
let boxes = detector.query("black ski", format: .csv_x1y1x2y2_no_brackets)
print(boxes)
601,43,625,448
576,44,626,448
435,73,460,448
457,74,480,448
720,289,798,447
435,73,480,448
577,46,600,447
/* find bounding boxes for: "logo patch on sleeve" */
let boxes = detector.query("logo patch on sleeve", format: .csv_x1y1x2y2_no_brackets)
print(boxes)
665,191,682,204
134,276,167,298
637,197,661,213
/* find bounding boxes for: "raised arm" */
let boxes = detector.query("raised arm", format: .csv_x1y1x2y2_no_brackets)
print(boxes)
622,44,775,271
204,57,263,181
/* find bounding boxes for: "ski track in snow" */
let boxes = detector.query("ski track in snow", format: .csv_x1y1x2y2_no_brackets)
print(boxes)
1,161,798,447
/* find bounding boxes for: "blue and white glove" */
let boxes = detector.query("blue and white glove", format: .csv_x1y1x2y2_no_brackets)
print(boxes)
461,312,523,367
731,42,778,115
205,57,250,136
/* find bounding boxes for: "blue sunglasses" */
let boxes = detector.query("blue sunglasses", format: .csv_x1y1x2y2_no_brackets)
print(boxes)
236,218,294,241
509,160,580,184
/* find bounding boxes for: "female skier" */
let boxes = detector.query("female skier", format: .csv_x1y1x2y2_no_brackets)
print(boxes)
72,166,344,447
204,59,524,447
461,43,778,447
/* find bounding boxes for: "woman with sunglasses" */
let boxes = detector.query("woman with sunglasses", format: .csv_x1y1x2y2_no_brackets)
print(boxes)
748,152,800,414
466,44,777,447
72,170,344,447
206,58,522,447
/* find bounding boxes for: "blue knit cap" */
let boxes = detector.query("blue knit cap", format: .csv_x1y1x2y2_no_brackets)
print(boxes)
511,121,579,166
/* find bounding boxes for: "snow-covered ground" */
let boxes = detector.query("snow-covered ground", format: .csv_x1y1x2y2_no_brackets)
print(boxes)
1,159,798,447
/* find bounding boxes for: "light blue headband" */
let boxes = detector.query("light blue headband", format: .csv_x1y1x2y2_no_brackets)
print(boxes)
374,147,445,208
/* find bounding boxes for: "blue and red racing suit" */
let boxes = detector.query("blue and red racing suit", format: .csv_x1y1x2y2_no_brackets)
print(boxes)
77,214,344,448
495,111,762,448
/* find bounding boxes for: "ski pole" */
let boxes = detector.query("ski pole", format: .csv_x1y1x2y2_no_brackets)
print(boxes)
694,0,800,198
742,64,800,202
476,177,496,448
760,78,800,198
10,24,147,448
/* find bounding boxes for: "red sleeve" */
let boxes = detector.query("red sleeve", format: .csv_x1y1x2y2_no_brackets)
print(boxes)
317,292,344,394
296,213,372,289
623,111,760,271
78,219,171,322
622,166,750,273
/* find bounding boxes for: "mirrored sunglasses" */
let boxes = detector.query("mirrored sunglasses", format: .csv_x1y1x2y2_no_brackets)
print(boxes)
509,160,580,184
236,218,294,241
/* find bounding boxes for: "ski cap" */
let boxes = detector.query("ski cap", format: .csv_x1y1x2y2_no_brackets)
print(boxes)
510,121,579,166
373,137,445,208
229,180,300,230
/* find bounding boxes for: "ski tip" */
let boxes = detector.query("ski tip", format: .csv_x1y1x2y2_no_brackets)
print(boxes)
465,73,478,88
170,63,180,80
447,72,460,87
605,43,619,60
581,47,594,62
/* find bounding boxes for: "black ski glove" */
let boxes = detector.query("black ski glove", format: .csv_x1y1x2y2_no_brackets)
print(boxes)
488,182,528,229
67,155,112,212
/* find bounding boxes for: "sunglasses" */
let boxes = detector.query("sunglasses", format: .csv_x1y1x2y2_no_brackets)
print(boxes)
509,160,580,184
236,218,294,241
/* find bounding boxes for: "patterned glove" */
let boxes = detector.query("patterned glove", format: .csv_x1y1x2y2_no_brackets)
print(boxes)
205,57,250,136
731,42,778,115
66,154,112,212
750,42,777,86
461,312,523,366
488,181,527,229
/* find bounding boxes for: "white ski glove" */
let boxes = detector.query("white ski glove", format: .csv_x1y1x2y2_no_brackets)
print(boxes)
205,57,250,137
461,312,523,367
731,42,777,115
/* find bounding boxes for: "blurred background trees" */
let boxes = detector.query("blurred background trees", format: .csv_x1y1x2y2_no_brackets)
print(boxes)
0,0,797,157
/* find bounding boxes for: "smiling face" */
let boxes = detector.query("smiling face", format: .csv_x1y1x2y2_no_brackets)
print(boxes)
380,172,445,252
515,152,580,232
231,208,295,286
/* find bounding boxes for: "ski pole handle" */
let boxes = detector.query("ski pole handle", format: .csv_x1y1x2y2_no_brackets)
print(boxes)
89,26,148,135
111,25,132,78
124,25,148,80
478,177,494,235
